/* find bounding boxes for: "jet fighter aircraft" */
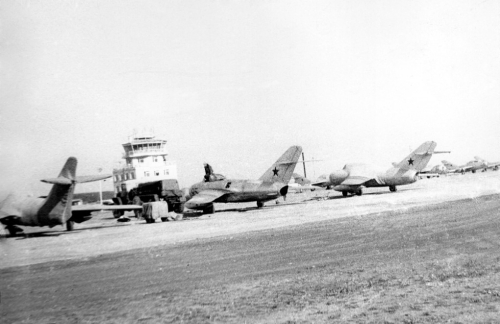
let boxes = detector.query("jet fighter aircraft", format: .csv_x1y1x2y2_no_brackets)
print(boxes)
0,157,142,236
418,164,451,178
441,160,474,174
474,156,500,171
184,146,302,213
313,141,444,196
442,157,491,174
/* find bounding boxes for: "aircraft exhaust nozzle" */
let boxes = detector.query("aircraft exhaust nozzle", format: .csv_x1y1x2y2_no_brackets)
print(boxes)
280,186,289,197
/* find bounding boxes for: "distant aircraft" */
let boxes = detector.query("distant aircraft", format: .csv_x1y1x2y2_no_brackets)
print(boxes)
0,157,142,236
184,146,302,213
474,156,500,171
417,164,450,178
441,160,473,174
313,141,445,196
291,173,312,186
287,173,317,192
441,157,492,174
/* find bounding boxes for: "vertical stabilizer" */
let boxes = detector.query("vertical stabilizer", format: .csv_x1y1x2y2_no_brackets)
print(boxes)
58,157,77,180
395,141,437,171
38,157,78,225
442,160,459,170
259,146,302,183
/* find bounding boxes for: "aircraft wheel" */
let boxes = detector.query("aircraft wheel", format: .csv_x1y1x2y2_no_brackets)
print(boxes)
257,201,264,208
355,188,363,196
66,221,74,231
6,226,23,237
113,197,124,218
472,170,476,173
134,209,143,219
174,202,185,213
203,204,215,214
341,191,348,197
389,185,397,192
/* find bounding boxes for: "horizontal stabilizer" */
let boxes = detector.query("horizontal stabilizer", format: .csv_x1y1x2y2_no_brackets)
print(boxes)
75,174,112,183
41,174,111,185
72,204,143,212
41,177,73,185
279,159,322,164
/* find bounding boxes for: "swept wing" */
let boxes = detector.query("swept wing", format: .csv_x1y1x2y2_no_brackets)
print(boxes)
72,204,142,213
341,176,372,186
185,189,228,209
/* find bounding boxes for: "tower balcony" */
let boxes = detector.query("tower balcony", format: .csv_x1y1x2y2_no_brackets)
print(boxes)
122,148,168,158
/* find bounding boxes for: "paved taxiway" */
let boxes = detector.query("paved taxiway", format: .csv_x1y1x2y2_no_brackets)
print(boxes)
1,171,500,269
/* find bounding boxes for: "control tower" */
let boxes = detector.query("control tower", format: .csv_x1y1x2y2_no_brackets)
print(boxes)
112,131,178,195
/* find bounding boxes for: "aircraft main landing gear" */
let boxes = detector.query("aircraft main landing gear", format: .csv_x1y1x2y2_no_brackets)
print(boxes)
355,188,363,196
389,185,397,192
203,204,215,214
257,201,264,208
66,220,74,231
6,225,24,237
342,191,348,197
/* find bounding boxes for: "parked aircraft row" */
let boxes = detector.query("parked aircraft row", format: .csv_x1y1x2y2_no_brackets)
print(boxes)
418,156,500,178
442,156,500,173
311,141,448,196
1,141,497,236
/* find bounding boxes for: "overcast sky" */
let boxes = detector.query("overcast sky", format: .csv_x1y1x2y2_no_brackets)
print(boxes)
1,0,499,197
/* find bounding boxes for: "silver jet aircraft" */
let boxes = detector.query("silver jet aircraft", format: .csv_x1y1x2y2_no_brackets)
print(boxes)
473,156,500,171
313,141,443,196
418,164,451,178
441,157,492,174
441,160,474,174
0,157,142,236
184,146,302,213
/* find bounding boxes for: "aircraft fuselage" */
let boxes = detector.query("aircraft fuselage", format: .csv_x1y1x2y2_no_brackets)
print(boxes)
187,179,286,209
323,166,418,193
0,191,69,227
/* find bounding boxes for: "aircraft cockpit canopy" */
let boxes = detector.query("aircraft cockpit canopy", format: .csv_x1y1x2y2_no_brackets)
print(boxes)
204,173,226,182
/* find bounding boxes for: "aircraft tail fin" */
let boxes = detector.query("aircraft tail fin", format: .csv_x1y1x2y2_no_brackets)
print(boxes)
395,141,437,171
259,146,302,183
441,160,458,170
39,157,78,224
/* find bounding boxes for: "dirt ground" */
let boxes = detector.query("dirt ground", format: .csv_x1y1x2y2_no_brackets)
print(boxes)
1,171,500,323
